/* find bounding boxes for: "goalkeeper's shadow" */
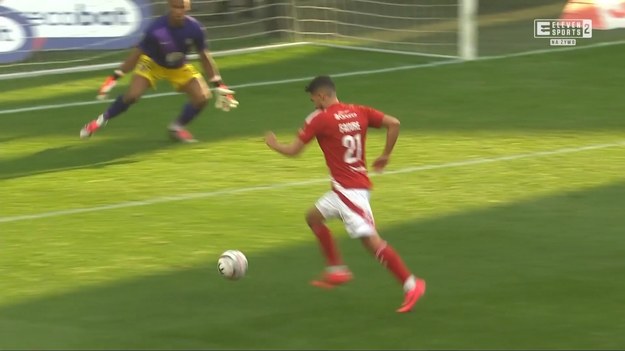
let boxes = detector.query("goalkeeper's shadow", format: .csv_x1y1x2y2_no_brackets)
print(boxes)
0,137,174,181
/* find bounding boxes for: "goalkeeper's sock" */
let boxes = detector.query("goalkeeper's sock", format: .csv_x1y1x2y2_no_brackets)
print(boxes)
104,95,131,120
94,114,106,127
175,103,203,126
310,223,342,266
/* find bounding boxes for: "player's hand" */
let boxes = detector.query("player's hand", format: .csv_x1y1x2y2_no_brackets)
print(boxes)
372,155,390,173
264,131,278,149
97,69,124,100
213,83,239,111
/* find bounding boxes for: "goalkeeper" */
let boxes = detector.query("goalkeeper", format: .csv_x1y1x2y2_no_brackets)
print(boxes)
80,0,238,143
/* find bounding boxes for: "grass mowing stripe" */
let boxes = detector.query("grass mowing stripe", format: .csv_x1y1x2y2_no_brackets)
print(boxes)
3,39,625,116
1,140,623,224
0,61,457,116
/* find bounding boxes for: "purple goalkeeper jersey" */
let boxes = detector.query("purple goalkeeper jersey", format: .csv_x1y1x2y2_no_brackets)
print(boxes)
139,15,206,68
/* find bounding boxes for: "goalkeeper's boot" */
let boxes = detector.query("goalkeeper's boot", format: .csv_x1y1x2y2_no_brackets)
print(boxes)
310,266,353,289
168,125,197,143
396,277,426,313
80,114,106,139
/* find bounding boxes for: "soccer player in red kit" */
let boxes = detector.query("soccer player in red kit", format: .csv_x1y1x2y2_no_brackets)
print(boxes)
265,76,426,313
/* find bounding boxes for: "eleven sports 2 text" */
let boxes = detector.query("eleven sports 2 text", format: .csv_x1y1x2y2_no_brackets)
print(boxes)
534,19,593,38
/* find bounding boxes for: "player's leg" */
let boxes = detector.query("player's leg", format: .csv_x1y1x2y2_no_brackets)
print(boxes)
306,206,344,268
307,193,352,288
80,59,155,138
361,234,414,288
360,234,426,312
167,64,210,142
336,188,425,312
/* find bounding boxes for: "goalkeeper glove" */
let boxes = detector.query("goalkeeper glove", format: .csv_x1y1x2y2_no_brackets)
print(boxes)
97,69,124,100
210,77,239,111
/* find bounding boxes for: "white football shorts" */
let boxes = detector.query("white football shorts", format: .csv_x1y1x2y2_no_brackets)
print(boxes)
315,185,376,238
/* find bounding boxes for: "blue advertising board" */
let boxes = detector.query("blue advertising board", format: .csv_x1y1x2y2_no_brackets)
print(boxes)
0,0,151,64
0,6,35,63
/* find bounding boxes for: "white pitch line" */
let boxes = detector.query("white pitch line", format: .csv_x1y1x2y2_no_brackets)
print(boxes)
0,60,459,115
2,39,625,116
1,140,623,224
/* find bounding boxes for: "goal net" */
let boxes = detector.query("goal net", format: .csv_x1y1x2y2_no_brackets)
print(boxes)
291,0,460,58
4,0,625,78
0,0,462,78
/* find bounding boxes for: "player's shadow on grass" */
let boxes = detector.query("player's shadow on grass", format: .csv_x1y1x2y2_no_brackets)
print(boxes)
1,179,625,349
0,136,23,144
0,138,178,181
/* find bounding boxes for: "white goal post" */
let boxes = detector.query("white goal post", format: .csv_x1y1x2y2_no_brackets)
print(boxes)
0,0,478,79
459,0,478,60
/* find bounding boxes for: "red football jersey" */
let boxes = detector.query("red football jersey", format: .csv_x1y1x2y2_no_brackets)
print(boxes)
298,102,385,189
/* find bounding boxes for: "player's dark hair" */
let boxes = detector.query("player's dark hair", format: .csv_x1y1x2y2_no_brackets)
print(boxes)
305,75,336,93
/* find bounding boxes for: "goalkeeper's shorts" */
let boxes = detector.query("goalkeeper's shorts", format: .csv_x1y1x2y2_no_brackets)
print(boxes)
134,55,203,91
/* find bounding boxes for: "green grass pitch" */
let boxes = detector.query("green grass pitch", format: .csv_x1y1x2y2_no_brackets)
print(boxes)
1,44,625,349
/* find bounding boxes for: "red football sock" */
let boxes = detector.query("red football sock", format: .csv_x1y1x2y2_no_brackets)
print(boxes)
375,242,412,284
310,223,342,266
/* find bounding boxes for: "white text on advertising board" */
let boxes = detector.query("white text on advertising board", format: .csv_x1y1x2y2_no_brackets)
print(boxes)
3,0,142,38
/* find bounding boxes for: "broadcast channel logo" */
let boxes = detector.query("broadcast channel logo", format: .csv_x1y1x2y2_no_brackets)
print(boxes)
534,19,592,46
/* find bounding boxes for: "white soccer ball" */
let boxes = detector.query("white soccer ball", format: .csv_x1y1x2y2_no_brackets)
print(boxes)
218,250,248,280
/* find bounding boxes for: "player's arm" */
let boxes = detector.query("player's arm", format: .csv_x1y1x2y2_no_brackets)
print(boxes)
199,49,239,111
380,115,401,156
372,115,401,172
198,49,220,83
96,47,144,100
264,132,306,157
195,25,225,86
119,47,143,73
266,111,320,156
